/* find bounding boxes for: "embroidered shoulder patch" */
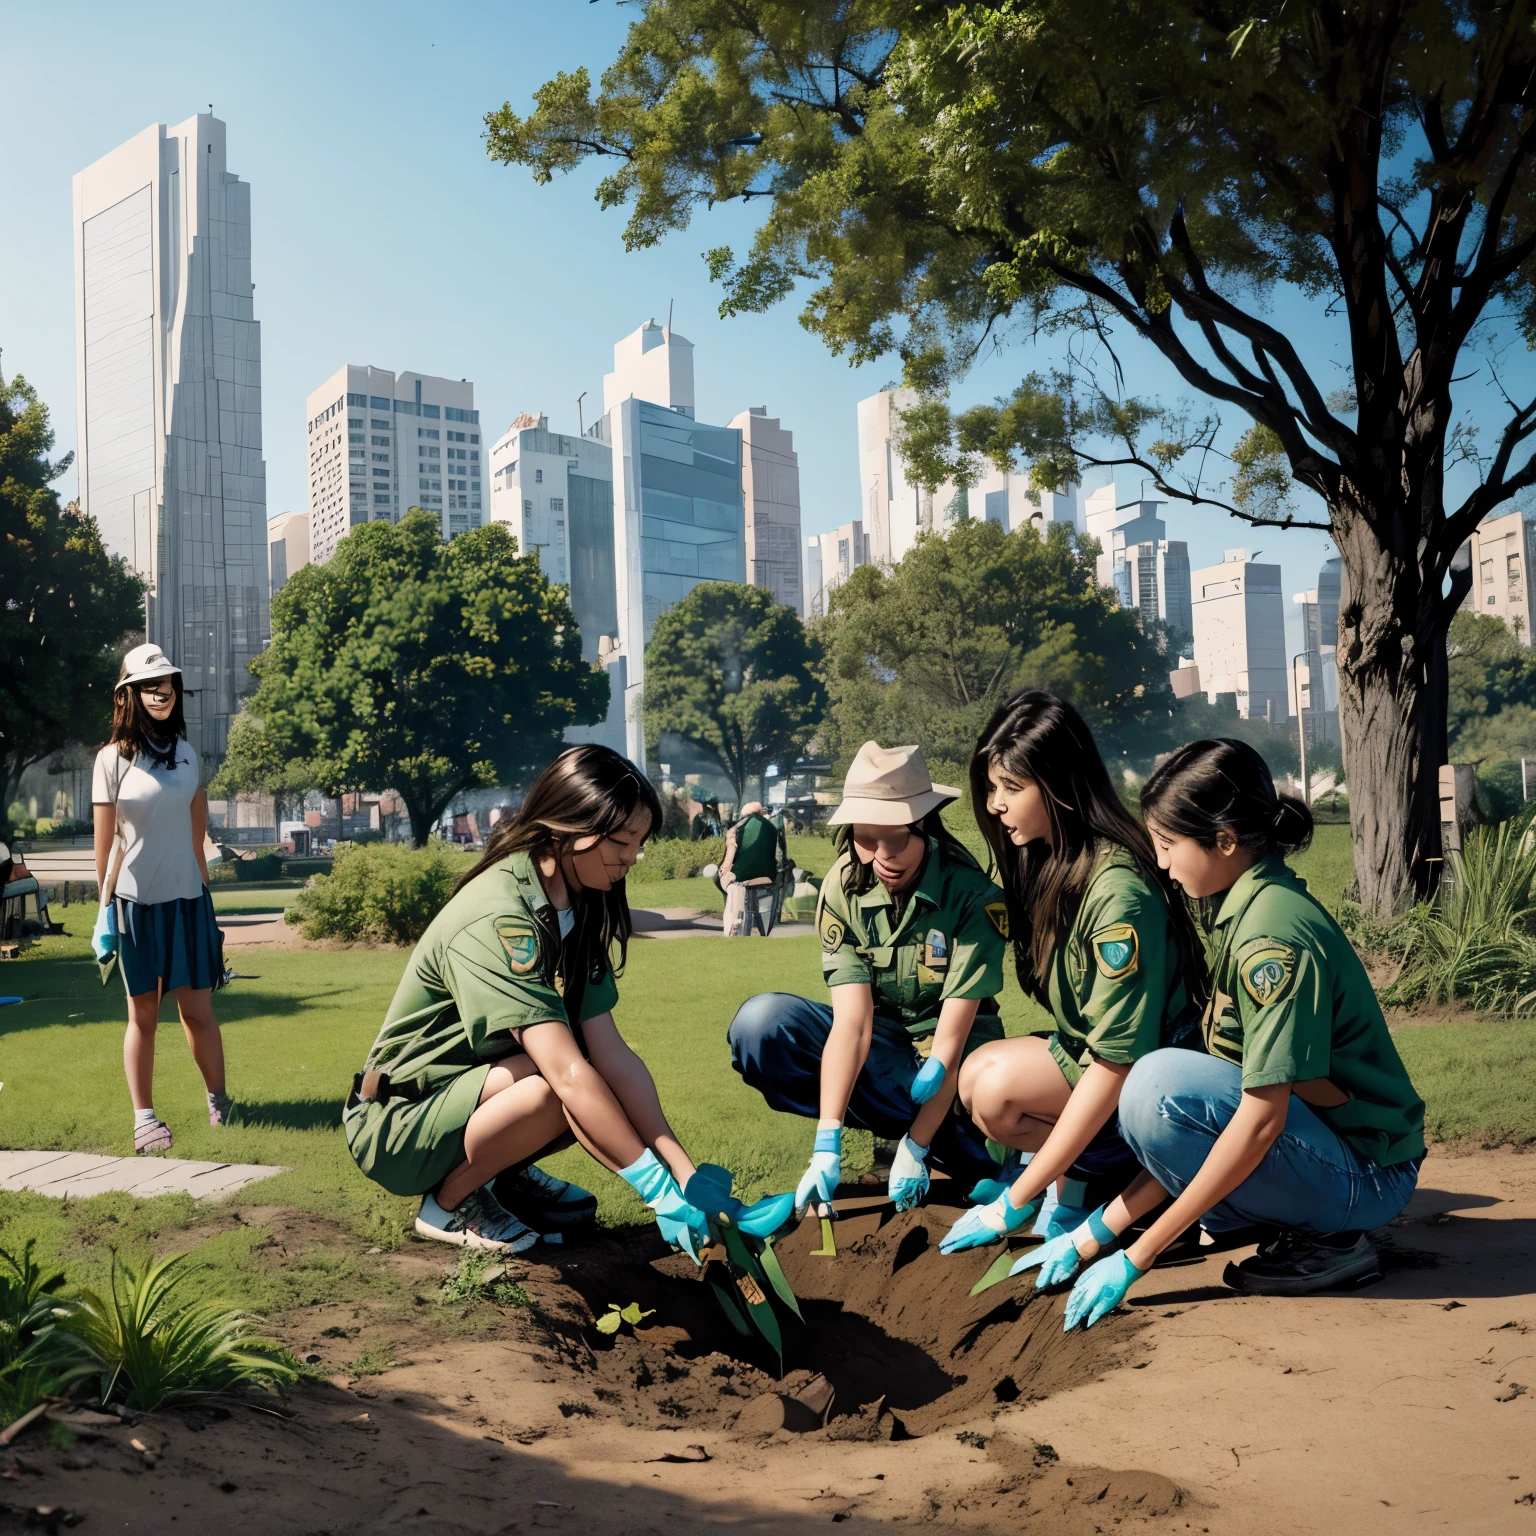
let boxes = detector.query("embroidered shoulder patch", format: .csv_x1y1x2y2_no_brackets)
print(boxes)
984,900,1010,939
1091,922,1139,979
818,904,847,954
494,916,540,975
1236,937,1298,1007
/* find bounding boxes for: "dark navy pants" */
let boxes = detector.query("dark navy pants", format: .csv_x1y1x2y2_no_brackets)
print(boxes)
726,992,999,1187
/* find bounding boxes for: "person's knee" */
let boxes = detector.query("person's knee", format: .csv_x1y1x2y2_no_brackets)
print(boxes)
958,1046,1005,1119
1120,1049,1234,1157
726,992,796,1068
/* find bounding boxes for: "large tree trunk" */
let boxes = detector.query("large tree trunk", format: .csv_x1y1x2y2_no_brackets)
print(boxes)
1333,499,1451,915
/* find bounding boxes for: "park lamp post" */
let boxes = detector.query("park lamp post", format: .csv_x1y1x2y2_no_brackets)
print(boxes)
1291,653,1311,807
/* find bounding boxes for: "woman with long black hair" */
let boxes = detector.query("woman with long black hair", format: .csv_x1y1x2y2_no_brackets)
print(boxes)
1056,739,1425,1328
940,690,1207,1273
92,646,231,1153
345,745,717,1254
728,741,1010,1215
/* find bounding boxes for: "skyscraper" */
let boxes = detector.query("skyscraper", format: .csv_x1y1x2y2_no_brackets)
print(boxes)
857,389,963,564
1191,549,1289,721
730,406,803,614
804,521,869,618
73,112,269,762
305,366,479,564
974,465,1079,533
1084,494,1193,646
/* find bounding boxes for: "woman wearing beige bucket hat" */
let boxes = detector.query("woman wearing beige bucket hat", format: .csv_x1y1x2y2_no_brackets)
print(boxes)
91,645,233,1153
727,741,1011,1213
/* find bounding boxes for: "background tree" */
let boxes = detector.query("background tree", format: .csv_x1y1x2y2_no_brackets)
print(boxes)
643,580,825,805
0,366,143,834
245,511,608,846
207,710,319,837
489,2,1536,914
818,519,1175,778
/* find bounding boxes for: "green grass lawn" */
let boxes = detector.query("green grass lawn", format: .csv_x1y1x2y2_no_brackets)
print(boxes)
209,881,304,914
0,829,1526,1317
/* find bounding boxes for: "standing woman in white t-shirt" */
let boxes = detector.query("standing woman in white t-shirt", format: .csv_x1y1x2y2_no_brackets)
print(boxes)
92,645,232,1153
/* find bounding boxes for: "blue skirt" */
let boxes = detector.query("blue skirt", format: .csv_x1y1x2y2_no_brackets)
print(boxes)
115,890,225,998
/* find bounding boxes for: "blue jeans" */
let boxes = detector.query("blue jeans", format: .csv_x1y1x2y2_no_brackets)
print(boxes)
727,992,998,1186
1117,1049,1420,1235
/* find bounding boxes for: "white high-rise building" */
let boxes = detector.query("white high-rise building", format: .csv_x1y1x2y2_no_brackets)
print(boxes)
1463,507,1536,640
73,112,269,762
974,466,1079,533
267,512,310,596
730,406,803,613
805,521,869,619
1081,490,1193,644
305,366,480,565
857,389,963,564
1191,549,1289,721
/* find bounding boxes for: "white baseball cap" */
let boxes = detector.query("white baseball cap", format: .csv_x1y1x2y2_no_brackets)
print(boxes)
115,644,182,692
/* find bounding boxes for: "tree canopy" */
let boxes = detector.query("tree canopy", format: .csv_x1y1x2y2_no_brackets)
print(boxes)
243,512,608,845
643,580,825,803
489,1,1536,913
818,518,1174,776
0,367,143,834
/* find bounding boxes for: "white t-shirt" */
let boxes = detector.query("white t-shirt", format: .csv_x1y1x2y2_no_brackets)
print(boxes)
92,741,205,906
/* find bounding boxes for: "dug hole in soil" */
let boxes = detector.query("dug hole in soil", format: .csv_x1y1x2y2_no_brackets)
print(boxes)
538,1184,1133,1440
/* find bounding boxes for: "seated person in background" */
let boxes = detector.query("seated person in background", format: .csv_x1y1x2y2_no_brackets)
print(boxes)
720,800,784,937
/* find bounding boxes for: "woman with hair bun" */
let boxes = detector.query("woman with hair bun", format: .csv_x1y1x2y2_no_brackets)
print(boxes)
1057,738,1426,1331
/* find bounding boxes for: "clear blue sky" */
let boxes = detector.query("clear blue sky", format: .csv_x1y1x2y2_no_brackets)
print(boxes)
1,0,1408,658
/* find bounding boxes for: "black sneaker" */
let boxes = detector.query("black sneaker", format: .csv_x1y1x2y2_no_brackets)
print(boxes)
492,1164,598,1229
1223,1230,1381,1295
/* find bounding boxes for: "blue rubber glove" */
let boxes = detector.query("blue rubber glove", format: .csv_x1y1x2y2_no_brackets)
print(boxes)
1010,1203,1116,1287
939,1187,1041,1254
794,1126,842,1217
1033,1184,1091,1241
887,1135,930,1212
91,903,118,963
1063,1250,1145,1330
909,1056,947,1106
619,1149,711,1262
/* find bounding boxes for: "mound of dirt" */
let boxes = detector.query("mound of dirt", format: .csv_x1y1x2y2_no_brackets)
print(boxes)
537,1186,1138,1438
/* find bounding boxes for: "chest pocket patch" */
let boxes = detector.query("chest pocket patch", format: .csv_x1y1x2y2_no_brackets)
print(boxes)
494,917,539,975
923,929,949,970
1237,938,1299,1007
1091,922,1139,979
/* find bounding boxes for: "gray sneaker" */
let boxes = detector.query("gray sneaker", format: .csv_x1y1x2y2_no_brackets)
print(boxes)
415,1187,539,1254
1224,1230,1381,1295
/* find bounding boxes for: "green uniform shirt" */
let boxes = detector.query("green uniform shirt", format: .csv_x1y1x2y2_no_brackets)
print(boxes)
1202,854,1425,1169
1046,849,1193,1085
731,813,780,882
357,847,620,1093
816,839,1007,1039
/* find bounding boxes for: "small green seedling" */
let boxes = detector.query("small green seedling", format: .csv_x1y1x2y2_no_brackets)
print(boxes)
595,1301,656,1336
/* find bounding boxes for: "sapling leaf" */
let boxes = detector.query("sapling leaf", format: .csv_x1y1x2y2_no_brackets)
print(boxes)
619,1303,655,1327
595,1307,622,1336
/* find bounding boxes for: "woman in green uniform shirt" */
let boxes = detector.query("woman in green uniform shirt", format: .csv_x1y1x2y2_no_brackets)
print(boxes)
345,745,717,1257
1057,738,1426,1329
728,741,1010,1214
940,690,1207,1263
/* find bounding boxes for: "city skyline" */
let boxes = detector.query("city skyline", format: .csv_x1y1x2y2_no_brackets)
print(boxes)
1,1,1355,667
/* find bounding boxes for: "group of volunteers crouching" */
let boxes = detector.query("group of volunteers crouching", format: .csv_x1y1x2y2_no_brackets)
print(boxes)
343,689,1425,1331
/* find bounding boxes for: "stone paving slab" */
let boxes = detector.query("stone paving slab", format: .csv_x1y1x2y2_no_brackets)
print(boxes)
0,1150,286,1200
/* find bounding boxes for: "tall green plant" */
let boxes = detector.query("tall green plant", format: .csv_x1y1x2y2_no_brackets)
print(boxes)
67,1253,295,1412
1385,815,1536,1016
0,1243,95,1422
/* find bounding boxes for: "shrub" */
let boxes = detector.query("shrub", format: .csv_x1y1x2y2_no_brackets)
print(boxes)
233,851,284,882
1475,759,1527,823
627,836,725,882
288,840,466,944
0,1243,95,1423
1381,813,1536,1015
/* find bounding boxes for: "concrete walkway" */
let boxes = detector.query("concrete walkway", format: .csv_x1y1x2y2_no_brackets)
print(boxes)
0,1149,286,1200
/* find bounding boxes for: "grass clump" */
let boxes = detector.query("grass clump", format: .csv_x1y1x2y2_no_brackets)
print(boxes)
1377,815,1536,1015
288,840,470,944
438,1251,532,1310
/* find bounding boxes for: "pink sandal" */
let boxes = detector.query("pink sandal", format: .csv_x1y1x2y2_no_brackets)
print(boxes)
134,1118,174,1155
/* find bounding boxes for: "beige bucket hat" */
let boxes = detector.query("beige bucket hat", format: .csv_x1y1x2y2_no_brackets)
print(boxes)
827,742,959,827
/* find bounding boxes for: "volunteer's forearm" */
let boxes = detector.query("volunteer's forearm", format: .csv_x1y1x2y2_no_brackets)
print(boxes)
908,997,978,1146
1007,1059,1131,1205
818,985,874,1123
191,789,211,886
520,1024,647,1169
94,804,115,893
1100,1170,1169,1234
590,1037,696,1186
1125,1087,1288,1268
